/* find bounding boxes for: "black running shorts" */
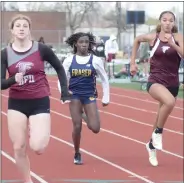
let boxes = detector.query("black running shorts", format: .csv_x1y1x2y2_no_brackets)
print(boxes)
8,96,50,118
147,82,179,97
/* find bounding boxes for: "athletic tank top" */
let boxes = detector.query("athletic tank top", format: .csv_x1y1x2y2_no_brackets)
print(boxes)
148,34,181,87
7,41,50,99
68,54,97,97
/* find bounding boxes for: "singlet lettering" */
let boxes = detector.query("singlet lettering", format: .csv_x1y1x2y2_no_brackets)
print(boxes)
19,75,35,85
72,69,92,77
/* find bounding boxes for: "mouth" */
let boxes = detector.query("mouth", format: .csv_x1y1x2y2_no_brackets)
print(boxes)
81,47,87,52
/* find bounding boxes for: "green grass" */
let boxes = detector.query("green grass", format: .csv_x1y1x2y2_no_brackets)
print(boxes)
110,82,184,99
47,73,183,99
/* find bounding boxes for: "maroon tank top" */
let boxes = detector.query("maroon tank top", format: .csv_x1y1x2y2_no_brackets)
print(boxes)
148,34,181,87
7,41,50,99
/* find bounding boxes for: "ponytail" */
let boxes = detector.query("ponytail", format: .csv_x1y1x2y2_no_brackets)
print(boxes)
172,25,178,33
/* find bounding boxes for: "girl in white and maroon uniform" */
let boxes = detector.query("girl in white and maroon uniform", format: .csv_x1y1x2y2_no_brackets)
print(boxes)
1,14,70,183
130,11,183,167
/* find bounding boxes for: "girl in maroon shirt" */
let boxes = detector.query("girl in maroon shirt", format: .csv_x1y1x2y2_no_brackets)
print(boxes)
130,11,183,167
1,14,70,183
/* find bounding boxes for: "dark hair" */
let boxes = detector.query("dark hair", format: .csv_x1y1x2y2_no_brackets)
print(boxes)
38,36,45,43
65,32,96,54
159,11,175,21
156,11,178,33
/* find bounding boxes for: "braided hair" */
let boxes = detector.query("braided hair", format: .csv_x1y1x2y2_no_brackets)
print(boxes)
65,32,96,54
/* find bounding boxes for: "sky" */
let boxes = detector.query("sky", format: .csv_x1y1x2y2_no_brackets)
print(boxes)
133,2,182,17
7,1,184,18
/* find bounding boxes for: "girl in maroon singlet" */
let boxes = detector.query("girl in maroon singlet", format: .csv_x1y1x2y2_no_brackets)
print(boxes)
1,14,70,183
130,11,183,167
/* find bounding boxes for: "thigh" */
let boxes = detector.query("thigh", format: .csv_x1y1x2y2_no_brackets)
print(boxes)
148,83,176,105
83,98,100,125
29,113,51,143
69,97,83,125
7,110,28,146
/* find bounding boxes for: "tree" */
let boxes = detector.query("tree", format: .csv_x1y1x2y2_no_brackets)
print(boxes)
145,17,159,25
64,2,100,34
2,2,19,11
22,2,100,34
25,2,54,11
102,3,129,47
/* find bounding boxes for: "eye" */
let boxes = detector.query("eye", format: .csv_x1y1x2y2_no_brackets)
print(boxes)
15,24,20,27
23,24,28,28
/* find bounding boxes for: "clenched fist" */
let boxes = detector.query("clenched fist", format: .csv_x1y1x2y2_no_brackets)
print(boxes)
164,33,173,45
130,63,138,76
15,73,24,84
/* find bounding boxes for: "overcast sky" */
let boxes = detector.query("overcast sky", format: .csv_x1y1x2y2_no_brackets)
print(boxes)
11,1,183,18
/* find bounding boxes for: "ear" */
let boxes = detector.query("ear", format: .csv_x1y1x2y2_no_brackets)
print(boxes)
10,29,15,37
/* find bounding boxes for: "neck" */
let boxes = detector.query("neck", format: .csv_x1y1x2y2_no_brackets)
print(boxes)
76,51,89,56
13,37,31,48
160,30,172,35
12,38,32,52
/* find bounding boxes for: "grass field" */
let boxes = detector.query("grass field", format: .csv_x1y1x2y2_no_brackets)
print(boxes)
47,73,184,99
108,64,183,99
110,82,184,99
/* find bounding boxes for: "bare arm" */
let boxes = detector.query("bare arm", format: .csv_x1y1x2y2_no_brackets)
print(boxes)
130,33,156,65
172,33,184,58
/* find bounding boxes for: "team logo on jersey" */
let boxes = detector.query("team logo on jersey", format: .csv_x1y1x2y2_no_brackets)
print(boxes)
89,97,95,101
16,61,34,74
161,46,170,53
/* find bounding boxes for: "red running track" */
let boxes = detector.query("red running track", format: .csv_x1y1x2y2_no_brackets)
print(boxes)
1,76,183,183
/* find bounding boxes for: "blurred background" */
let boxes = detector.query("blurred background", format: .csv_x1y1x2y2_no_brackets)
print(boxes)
1,1,183,97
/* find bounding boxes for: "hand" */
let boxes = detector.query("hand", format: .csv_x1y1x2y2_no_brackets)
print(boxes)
164,33,174,45
61,100,71,104
15,73,23,84
130,63,138,76
61,89,73,103
102,102,109,107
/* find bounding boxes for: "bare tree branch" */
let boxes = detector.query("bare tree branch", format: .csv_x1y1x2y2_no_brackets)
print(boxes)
64,2,100,33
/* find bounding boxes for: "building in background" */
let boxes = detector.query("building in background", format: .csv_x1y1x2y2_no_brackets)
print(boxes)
1,11,66,49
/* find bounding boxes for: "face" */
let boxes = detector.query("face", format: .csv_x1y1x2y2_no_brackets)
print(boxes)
160,13,175,33
75,36,89,55
11,19,30,40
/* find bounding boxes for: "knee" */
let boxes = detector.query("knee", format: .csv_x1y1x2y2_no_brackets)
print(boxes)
29,138,49,155
13,143,26,156
89,121,100,134
91,127,100,134
73,123,82,135
165,98,175,109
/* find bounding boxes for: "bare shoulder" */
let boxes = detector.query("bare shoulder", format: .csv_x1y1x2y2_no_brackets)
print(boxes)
173,33,183,41
136,32,156,43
